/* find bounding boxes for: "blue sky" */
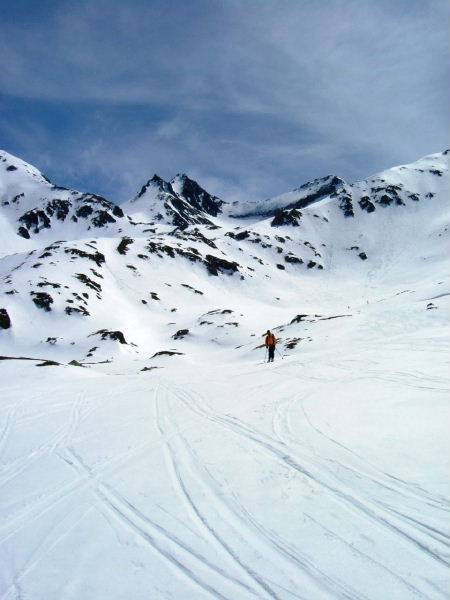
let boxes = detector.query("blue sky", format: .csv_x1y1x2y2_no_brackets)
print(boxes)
0,0,448,204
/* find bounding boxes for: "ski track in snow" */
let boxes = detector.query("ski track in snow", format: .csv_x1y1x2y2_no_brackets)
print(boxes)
1,357,449,599
0,363,450,600
149,375,447,599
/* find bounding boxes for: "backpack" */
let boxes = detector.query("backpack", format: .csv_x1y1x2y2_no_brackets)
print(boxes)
266,333,276,347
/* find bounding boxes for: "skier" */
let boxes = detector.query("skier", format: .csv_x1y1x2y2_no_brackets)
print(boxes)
265,330,277,362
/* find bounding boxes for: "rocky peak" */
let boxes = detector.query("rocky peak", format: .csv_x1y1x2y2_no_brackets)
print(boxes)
286,175,346,210
170,173,224,217
135,174,175,200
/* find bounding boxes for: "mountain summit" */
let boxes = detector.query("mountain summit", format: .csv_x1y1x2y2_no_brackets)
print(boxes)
123,173,220,230
0,149,125,246
170,173,225,217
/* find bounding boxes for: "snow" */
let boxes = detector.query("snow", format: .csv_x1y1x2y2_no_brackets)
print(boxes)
0,149,449,599
230,175,346,218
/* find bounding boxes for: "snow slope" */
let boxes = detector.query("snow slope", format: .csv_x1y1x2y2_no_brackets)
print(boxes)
0,149,449,599
0,150,127,254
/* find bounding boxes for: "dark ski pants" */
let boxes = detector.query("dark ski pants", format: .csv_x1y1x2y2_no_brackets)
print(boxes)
268,346,275,362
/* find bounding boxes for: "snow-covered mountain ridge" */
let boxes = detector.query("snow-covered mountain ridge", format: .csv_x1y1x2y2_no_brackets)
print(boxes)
0,148,448,365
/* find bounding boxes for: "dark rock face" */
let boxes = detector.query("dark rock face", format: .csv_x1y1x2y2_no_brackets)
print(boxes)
181,284,203,295
64,247,105,267
19,208,51,233
0,309,11,329
174,174,224,216
92,329,127,344
377,194,394,206
151,350,184,358
173,329,189,339
271,208,302,227
148,236,241,277
91,210,116,227
76,205,93,218
359,252,368,260
112,205,124,217
30,292,53,311
359,196,376,213
286,175,345,211
284,254,303,264
285,337,302,350
117,237,134,255
372,185,405,207
226,230,251,241
276,264,286,270
290,314,309,324
46,199,71,220
36,360,60,367
18,226,30,239
169,194,214,230
75,273,102,296
338,194,354,217
12,190,125,239
6,165,17,171
205,254,240,276
37,281,61,289
65,306,90,316
171,229,218,249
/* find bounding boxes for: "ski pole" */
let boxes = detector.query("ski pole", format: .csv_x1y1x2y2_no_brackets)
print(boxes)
275,347,284,360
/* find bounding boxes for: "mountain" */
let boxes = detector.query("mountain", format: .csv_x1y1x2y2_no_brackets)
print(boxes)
171,173,225,217
232,174,346,218
0,148,448,361
1,148,449,600
122,173,223,230
0,150,126,253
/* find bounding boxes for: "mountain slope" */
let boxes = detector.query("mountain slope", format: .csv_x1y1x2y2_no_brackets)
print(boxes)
0,150,126,251
0,149,449,600
0,149,448,364
122,174,219,230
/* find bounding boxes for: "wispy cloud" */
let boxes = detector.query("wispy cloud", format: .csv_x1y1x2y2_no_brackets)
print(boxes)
0,0,448,202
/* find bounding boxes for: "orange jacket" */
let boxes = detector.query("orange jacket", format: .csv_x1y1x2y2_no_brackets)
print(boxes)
265,333,276,347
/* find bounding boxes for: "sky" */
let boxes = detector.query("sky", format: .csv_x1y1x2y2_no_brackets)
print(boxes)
0,0,448,204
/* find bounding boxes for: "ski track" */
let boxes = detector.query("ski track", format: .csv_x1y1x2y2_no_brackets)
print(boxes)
297,396,449,510
0,402,21,462
164,380,449,597
268,369,448,512
270,363,449,511
1,502,94,600
1,366,448,599
160,383,370,600
62,444,264,600
0,397,205,547
155,384,286,600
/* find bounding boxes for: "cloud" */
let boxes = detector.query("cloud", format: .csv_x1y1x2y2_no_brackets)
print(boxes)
0,0,448,203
